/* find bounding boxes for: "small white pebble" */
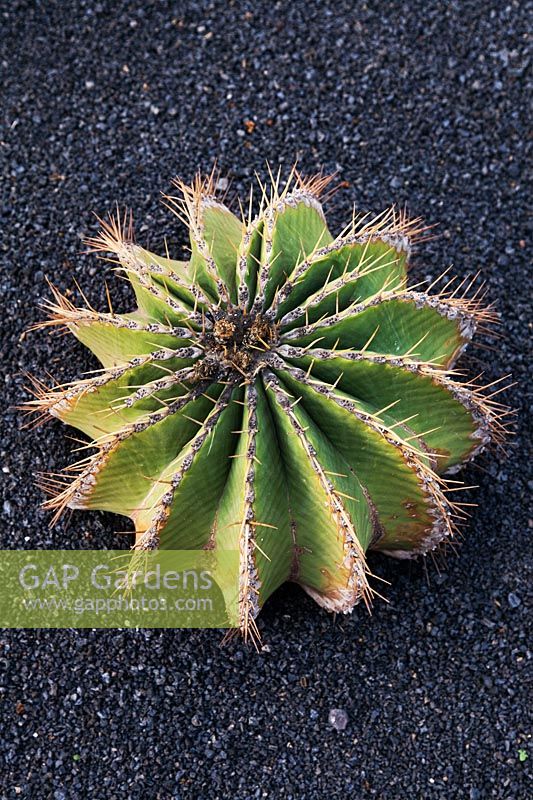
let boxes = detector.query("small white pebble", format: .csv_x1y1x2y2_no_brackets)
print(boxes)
328,708,348,731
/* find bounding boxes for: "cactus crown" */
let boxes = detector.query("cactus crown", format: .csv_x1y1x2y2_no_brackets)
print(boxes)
25,166,510,643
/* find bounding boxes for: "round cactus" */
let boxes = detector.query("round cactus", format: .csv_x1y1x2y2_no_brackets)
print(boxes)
26,168,509,641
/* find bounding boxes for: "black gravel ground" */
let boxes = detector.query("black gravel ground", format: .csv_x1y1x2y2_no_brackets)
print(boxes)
1,2,531,798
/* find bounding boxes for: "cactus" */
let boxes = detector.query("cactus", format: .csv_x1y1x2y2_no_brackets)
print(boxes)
26,168,509,642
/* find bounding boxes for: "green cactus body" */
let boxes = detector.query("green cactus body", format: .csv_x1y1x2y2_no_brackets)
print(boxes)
28,169,507,641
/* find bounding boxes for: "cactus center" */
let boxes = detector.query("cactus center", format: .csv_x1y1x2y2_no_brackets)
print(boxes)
200,309,279,379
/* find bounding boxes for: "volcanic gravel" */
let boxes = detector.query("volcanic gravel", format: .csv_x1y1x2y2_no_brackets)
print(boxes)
0,1,531,798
